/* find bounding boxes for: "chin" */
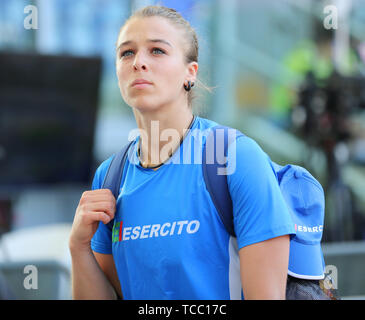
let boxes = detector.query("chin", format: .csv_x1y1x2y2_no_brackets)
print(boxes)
127,96,162,112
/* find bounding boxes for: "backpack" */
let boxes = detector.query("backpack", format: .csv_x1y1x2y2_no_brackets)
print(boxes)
101,125,339,300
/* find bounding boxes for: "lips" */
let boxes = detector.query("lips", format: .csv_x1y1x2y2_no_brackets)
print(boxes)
131,79,153,87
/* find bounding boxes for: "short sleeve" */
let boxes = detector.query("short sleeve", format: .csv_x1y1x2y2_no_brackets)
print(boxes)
90,156,114,254
227,136,295,250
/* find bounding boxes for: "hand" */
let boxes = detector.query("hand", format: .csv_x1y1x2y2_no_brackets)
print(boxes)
69,189,116,251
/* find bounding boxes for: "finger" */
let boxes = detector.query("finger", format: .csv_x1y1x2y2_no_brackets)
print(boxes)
80,190,116,204
82,201,116,219
83,189,115,198
81,211,112,225
97,212,112,225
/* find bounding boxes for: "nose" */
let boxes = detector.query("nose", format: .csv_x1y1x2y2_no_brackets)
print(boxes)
133,52,147,71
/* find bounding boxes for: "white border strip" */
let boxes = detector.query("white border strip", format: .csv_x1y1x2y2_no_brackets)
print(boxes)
228,236,242,299
288,269,325,280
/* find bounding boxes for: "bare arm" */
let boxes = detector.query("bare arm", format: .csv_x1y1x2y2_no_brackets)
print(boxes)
93,252,123,299
239,235,290,300
70,245,118,300
69,189,119,300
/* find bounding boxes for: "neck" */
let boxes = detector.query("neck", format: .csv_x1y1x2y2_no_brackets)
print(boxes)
133,102,194,168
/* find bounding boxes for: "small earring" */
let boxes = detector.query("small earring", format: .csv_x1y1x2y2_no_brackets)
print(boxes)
184,81,194,92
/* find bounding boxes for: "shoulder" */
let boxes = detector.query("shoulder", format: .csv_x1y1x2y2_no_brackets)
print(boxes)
91,155,115,190
91,138,138,189
227,134,275,182
195,116,268,160
233,135,268,160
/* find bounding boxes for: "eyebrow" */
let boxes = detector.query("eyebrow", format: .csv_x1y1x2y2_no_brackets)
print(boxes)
116,39,172,51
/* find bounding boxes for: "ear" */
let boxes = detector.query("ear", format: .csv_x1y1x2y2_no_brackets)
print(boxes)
186,61,198,82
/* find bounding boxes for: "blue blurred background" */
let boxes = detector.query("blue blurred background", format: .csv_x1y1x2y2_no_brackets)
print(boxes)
0,0,365,299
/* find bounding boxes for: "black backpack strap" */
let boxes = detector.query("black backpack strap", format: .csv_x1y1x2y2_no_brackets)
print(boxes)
202,125,243,237
102,140,134,230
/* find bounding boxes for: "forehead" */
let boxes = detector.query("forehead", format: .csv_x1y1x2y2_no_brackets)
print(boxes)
117,16,185,48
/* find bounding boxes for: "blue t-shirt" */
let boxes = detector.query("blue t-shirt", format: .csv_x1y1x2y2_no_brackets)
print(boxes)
91,116,295,299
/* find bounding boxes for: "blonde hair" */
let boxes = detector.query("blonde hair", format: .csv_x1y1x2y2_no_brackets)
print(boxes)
117,5,211,108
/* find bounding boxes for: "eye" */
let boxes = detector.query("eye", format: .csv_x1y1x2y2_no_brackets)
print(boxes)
151,47,165,55
120,50,134,58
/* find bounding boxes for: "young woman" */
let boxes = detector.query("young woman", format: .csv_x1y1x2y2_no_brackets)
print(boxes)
69,5,295,300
